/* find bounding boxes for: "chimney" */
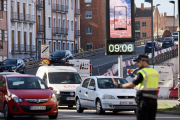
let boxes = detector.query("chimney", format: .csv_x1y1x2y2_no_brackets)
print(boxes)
164,12,167,18
141,3,144,11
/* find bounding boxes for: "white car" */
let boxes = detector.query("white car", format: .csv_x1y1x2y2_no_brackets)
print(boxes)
75,76,137,114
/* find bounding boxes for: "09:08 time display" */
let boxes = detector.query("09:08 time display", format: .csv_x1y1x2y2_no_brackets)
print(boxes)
108,44,134,53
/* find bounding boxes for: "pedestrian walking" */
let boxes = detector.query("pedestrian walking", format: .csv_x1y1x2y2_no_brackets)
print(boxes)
112,54,159,120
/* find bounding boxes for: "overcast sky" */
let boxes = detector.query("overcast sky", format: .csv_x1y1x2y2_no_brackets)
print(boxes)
135,0,178,17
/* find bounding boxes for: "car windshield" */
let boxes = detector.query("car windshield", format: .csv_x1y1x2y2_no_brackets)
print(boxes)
164,38,171,41
97,78,128,89
53,52,65,57
146,43,155,46
7,77,49,89
48,72,81,84
3,59,17,65
173,33,178,35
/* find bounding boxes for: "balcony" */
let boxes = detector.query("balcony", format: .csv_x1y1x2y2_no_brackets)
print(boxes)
75,9,80,16
26,45,31,53
0,10,3,20
32,45,36,53
25,14,31,23
61,5,68,13
12,44,19,53
19,13,25,22
53,4,62,12
75,30,80,37
11,12,18,22
36,1,43,10
37,25,44,33
61,28,68,36
30,15,35,23
53,27,62,35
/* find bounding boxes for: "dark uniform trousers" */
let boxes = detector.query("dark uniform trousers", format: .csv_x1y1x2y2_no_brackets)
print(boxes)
136,97,157,120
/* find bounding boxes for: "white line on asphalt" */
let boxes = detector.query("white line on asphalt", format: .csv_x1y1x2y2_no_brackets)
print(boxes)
93,53,144,68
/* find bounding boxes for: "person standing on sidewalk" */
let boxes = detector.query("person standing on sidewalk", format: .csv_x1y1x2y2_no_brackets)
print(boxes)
112,54,159,120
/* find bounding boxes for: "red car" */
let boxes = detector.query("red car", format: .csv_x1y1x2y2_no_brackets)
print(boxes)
0,74,58,119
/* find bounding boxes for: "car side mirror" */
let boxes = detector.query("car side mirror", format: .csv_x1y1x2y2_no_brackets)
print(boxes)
88,86,95,90
49,87,53,90
0,87,3,92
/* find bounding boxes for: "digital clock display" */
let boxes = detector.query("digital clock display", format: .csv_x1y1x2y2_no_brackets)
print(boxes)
107,42,135,55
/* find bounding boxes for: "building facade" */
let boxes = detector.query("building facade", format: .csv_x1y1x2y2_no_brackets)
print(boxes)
7,0,36,59
80,0,105,50
135,3,166,39
164,13,178,34
0,0,8,62
36,0,80,59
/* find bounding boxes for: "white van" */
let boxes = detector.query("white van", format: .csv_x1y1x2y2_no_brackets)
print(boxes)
68,59,92,80
126,65,173,87
36,66,82,107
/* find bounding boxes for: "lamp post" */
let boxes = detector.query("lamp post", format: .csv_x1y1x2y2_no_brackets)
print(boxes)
43,0,46,44
169,1,175,56
156,4,160,39
85,4,91,51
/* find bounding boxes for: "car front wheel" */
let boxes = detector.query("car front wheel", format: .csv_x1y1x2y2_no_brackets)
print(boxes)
96,99,105,115
48,113,58,119
76,98,84,113
4,103,13,119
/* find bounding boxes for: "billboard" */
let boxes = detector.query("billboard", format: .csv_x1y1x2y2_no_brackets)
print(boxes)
105,0,135,55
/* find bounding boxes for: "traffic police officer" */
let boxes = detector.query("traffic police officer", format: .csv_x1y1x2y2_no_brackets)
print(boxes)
112,54,159,120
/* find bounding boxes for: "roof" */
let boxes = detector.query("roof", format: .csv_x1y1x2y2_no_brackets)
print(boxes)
39,66,77,73
135,7,155,17
164,18,178,27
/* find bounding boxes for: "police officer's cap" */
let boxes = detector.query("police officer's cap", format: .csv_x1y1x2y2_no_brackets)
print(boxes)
133,54,149,62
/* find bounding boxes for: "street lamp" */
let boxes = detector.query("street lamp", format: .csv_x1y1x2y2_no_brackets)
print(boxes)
169,1,175,56
156,4,160,39
85,4,91,51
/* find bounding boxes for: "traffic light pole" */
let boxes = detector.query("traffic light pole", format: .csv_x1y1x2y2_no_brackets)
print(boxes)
43,0,46,44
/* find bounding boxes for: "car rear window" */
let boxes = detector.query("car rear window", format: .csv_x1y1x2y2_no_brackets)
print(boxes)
97,78,128,89
173,33,178,35
7,77,49,89
53,52,65,57
164,38,171,41
146,43,155,46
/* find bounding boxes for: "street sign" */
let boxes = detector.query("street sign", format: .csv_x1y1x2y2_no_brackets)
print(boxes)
41,58,50,66
41,44,50,58
105,0,135,55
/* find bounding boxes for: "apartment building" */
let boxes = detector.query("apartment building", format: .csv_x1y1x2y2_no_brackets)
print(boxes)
7,0,36,59
36,0,80,59
0,0,8,62
164,13,178,34
80,0,105,50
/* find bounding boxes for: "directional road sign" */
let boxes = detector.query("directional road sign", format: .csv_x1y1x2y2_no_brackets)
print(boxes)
41,44,50,58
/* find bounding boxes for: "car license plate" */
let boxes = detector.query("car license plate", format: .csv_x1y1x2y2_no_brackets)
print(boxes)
149,47,151,48
30,106,46,110
166,42,169,43
66,97,75,100
3,70,9,72
120,102,133,105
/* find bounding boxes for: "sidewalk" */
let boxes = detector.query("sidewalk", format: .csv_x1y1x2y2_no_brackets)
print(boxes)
157,99,180,115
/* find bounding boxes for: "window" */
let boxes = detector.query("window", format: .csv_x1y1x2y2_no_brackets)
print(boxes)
53,42,56,52
58,19,61,27
135,21,140,30
142,33,147,37
67,20,69,29
71,21,73,31
85,0,91,3
58,42,61,50
135,32,140,39
48,0,51,5
89,79,95,87
48,17,51,28
1,30,4,41
142,22,146,27
71,0,73,9
86,27,92,34
0,0,4,11
67,43,69,50
85,11,92,18
67,0,69,7
82,79,90,88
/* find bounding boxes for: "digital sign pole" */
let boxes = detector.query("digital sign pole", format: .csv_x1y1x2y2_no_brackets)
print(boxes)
105,0,135,77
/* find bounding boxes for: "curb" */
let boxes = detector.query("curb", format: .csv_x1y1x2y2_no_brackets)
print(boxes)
157,110,180,116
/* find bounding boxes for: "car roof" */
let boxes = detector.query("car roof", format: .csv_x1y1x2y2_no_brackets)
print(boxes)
0,72,20,75
38,66,77,73
4,74,37,78
89,76,124,79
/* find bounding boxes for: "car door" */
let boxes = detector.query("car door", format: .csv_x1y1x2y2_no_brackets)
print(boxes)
87,79,96,107
79,78,90,106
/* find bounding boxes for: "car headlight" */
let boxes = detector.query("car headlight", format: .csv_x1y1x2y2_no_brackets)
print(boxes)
102,94,115,99
50,94,57,102
11,66,16,69
11,94,23,103
56,91,60,94
61,58,65,61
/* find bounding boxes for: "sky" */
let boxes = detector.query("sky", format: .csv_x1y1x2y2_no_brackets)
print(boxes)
135,0,178,17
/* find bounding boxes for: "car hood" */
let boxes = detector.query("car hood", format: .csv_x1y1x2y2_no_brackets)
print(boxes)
9,89,52,99
98,89,136,97
49,84,80,92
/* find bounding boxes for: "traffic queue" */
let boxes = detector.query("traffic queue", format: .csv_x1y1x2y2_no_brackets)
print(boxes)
0,57,137,119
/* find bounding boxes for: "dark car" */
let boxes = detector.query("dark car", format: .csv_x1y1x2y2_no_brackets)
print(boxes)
0,59,26,74
162,37,174,48
145,41,161,53
50,50,73,63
